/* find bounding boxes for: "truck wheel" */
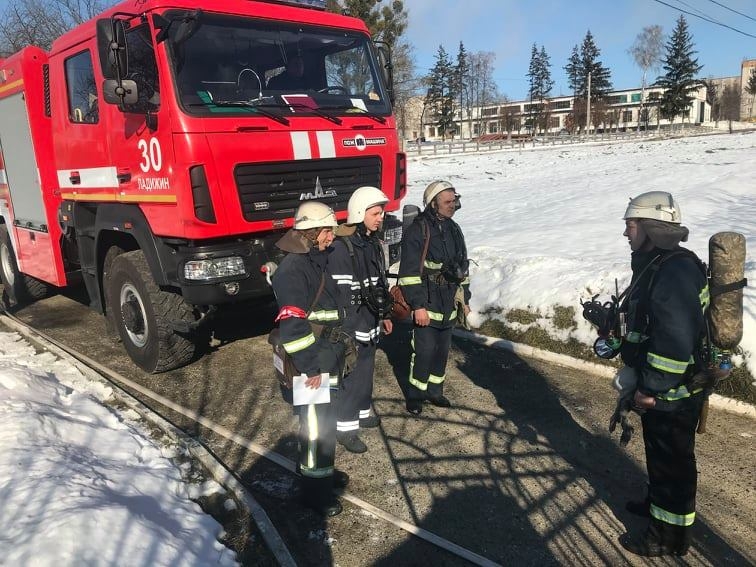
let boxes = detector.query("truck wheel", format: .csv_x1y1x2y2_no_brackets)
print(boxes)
106,249,196,372
0,224,48,307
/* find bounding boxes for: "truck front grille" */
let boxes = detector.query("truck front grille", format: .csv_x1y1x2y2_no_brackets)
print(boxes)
234,156,382,222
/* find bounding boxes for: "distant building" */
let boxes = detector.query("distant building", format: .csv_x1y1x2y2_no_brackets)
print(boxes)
408,58,755,141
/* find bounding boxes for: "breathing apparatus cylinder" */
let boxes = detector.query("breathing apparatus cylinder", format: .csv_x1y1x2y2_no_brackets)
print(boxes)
708,232,746,363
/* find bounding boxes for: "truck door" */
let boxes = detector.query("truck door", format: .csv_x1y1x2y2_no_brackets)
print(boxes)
51,47,115,201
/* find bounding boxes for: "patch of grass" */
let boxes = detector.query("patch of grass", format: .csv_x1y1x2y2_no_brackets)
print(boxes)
552,306,577,330
715,365,756,405
474,307,756,405
506,308,539,325
477,316,604,363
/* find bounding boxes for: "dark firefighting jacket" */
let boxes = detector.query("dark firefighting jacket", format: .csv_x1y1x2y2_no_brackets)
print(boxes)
619,247,709,404
271,242,345,379
398,211,471,329
329,230,387,344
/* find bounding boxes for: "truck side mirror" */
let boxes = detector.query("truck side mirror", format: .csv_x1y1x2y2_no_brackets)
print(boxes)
375,42,394,105
96,18,128,80
102,78,138,106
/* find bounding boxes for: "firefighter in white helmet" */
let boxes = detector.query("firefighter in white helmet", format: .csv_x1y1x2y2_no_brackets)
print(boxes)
328,186,393,453
613,191,708,557
398,180,471,415
270,200,350,517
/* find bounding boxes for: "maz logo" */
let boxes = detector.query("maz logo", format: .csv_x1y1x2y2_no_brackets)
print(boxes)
300,176,337,200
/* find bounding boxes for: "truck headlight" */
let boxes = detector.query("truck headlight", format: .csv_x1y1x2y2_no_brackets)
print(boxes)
184,256,246,281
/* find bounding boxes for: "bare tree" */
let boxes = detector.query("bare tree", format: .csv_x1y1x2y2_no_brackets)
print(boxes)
720,83,741,133
0,0,110,54
467,51,499,138
629,25,664,131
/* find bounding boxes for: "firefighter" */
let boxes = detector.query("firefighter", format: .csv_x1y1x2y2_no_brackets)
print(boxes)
617,191,708,557
329,186,394,453
270,201,348,517
398,180,471,415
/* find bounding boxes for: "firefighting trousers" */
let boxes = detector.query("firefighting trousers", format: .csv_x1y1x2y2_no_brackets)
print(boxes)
297,401,337,509
336,342,377,433
641,393,705,527
407,325,453,400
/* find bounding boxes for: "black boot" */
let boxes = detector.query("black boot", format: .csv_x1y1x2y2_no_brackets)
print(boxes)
620,519,689,557
406,399,423,415
359,414,381,428
336,431,368,453
333,469,350,489
426,394,451,408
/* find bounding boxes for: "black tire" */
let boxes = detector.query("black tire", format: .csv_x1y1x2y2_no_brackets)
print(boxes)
106,249,196,373
0,224,48,307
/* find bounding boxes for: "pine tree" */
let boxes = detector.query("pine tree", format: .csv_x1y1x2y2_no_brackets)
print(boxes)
527,44,553,134
455,42,470,138
654,15,703,125
426,45,456,140
564,45,581,97
579,30,612,100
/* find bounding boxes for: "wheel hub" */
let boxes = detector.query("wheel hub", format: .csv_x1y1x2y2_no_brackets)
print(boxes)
121,297,145,335
0,243,15,287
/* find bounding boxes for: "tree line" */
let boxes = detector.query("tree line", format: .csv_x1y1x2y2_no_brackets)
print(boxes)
1,1,753,139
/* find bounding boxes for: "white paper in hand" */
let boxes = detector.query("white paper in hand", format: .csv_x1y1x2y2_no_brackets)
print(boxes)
293,373,331,406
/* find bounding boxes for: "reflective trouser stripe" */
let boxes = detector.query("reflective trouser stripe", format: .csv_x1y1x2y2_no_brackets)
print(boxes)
336,419,359,432
647,352,691,374
427,310,445,321
428,373,445,384
650,503,695,526
283,333,315,353
359,409,371,419
399,276,422,285
408,333,426,390
424,259,443,269
300,404,334,478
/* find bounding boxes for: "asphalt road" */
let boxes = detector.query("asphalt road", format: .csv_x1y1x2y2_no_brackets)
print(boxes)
3,290,754,567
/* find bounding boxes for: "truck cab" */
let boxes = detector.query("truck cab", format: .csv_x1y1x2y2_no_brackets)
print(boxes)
0,0,405,372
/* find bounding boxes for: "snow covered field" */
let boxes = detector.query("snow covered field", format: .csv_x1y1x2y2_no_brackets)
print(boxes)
405,132,756,379
0,332,238,566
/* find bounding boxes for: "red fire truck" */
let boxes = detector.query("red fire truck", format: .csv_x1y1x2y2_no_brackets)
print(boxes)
0,0,406,372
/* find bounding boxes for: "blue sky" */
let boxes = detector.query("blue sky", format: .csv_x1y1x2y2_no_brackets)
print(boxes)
404,0,756,100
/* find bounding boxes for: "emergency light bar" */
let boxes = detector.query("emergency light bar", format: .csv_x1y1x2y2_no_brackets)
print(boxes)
261,0,326,10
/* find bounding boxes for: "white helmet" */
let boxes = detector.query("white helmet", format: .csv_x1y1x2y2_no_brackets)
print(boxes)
623,191,681,224
347,186,388,224
423,180,455,208
294,201,337,230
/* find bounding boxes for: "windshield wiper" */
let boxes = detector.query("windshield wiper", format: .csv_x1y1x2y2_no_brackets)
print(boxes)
323,105,387,124
285,103,342,125
189,99,290,125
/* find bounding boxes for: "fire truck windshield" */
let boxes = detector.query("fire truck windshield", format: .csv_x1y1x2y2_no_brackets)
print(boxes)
164,10,391,118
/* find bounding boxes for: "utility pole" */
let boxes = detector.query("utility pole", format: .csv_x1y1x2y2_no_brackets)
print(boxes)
585,71,592,136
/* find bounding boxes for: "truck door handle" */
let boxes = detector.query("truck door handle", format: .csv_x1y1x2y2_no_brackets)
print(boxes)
69,171,81,185
117,169,132,183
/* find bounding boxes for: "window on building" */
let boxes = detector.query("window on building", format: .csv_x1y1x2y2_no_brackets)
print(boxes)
482,107,498,116
489,122,498,133
551,100,570,110
606,94,628,105
623,110,633,122
548,116,560,128
631,93,641,103
524,102,544,112
473,124,479,135
65,51,98,124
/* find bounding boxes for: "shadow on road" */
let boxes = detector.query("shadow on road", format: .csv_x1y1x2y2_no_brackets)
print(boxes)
376,326,751,565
